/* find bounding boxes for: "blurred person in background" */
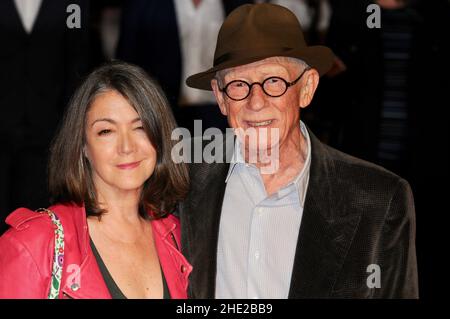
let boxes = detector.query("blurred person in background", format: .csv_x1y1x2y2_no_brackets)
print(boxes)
260,0,335,142
117,0,251,135
324,0,449,298
0,0,91,234
261,0,332,44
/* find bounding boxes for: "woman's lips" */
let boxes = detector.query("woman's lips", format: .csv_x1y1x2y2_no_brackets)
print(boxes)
116,161,141,170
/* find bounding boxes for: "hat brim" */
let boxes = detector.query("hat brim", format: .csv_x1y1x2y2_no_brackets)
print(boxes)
186,45,335,91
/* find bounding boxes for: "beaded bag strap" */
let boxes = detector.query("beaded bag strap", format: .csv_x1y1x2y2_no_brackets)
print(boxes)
36,208,65,299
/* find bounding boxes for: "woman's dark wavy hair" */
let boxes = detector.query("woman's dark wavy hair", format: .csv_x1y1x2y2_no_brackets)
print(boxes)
48,61,189,219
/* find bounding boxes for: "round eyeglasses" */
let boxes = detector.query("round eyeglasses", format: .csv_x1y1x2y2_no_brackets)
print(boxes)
219,67,311,101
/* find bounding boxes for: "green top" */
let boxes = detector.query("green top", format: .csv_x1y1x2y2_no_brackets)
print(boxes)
89,237,170,299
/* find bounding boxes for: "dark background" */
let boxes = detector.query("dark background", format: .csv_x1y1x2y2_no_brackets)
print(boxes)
0,0,448,300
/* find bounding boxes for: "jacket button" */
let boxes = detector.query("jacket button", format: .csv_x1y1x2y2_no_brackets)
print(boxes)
181,265,186,273
71,283,80,291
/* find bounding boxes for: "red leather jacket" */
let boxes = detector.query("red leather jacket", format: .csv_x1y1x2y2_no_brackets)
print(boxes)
0,203,192,299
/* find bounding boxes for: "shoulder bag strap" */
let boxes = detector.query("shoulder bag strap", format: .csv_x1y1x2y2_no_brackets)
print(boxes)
36,208,65,299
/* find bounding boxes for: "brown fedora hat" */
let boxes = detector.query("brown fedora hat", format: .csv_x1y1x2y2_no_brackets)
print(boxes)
186,3,335,91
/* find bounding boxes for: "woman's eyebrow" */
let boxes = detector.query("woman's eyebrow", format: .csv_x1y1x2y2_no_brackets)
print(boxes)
91,118,115,127
90,117,141,127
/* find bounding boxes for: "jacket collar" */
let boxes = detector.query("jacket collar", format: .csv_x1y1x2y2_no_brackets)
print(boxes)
152,215,177,241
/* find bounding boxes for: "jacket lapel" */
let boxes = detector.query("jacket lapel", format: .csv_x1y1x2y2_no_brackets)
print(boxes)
60,250,111,299
182,161,230,298
151,216,192,299
56,205,111,299
288,130,361,298
181,134,235,298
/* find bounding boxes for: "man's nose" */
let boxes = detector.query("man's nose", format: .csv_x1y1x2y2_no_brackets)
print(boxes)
247,84,266,111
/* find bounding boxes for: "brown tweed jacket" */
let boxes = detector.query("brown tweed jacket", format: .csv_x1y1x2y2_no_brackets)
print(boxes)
179,128,418,298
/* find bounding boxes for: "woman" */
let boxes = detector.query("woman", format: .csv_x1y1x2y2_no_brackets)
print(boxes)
0,61,191,299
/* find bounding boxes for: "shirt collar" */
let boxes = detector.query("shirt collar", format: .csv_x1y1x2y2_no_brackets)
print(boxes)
288,122,311,206
225,133,245,182
225,121,312,207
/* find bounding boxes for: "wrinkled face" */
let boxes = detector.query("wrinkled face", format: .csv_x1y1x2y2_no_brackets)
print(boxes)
84,90,157,195
212,57,313,156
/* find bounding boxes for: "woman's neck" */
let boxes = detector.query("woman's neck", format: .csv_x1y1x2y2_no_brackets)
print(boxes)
88,196,149,244
89,185,147,238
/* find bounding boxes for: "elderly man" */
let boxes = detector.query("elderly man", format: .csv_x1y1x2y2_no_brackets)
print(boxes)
180,3,418,298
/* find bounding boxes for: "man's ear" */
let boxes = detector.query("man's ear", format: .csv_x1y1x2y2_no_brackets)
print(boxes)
211,78,228,116
299,68,319,109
